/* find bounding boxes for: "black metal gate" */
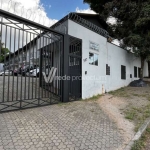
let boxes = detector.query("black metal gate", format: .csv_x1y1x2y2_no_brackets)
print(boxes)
39,40,63,101
69,36,82,100
0,9,65,112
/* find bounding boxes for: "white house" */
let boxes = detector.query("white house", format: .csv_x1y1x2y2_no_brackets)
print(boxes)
3,12,148,100
51,13,148,99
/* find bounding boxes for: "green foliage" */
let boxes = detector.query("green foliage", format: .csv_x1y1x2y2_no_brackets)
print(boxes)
0,45,9,63
109,87,130,97
124,104,150,132
125,110,136,120
83,94,102,101
84,0,111,14
0,32,10,63
84,0,150,78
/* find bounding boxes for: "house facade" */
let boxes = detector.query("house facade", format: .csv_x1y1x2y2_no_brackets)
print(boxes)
3,12,148,100
52,13,148,99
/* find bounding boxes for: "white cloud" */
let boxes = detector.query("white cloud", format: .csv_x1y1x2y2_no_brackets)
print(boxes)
0,0,58,52
0,0,57,27
76,7,96,14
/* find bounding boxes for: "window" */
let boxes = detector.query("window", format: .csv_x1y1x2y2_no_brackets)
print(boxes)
121,65,126,79
134,66,137,78
106,64,110,75
138,67,141,78
89,53,98,66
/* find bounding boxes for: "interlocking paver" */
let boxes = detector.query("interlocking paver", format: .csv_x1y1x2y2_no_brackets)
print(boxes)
0,101,124,150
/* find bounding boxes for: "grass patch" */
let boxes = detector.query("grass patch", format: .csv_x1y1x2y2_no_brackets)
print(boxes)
147,96,150,101
125,110,136,120
84,94,102,101
109,87,130,98
131,135,146,150
132,93,148,98
146,128,150,133
57,102,72,106
131,127,150,150
132,94,139,97
58,94,102,106
90,94,102,100
57,102,66,106
140,94,148,98
124,104,150,132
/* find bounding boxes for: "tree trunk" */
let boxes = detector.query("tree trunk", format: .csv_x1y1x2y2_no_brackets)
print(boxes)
148,61,150,78
140,56,145,79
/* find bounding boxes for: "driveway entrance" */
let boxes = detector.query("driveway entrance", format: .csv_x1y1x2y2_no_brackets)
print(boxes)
0,101,123,150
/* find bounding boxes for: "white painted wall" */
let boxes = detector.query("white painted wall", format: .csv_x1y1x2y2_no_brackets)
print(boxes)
68,20,148,99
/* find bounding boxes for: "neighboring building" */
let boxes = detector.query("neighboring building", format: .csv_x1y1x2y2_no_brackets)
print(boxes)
3,12,148,99
4,37,39,70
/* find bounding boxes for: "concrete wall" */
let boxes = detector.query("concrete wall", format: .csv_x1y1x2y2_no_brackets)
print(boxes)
68,20,148,99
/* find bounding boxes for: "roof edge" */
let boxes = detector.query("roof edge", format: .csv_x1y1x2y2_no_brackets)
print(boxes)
50,12,109,38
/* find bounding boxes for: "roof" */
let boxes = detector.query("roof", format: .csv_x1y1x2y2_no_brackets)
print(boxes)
73,13,108,30
5,37,38,61
51,12,109,38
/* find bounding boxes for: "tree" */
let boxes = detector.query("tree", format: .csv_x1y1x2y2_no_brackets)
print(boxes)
84,0,111,14
84,0,150,79
0,32,9,63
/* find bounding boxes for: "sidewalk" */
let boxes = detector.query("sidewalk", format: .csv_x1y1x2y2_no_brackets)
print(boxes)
0,85,150,150
0,100,123,150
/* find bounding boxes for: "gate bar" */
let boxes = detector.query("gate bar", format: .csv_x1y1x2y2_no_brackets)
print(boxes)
62,35,69,102
0,9,64,36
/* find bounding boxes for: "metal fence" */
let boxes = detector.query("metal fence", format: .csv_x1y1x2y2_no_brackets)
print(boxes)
0,9,64,112
69,36,82,100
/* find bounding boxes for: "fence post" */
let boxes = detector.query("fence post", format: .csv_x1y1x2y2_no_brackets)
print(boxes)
62,34,69,102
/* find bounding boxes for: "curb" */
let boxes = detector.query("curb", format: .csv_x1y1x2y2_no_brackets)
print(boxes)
124,117,150,150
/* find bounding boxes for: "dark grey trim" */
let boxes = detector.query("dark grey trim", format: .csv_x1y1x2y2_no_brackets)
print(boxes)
51,13,109,38
62,35,69,102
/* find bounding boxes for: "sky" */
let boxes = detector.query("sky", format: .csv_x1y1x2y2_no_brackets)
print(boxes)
0,0,119,46
0,0,98,51
40,0,95,20
0,0,96,26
